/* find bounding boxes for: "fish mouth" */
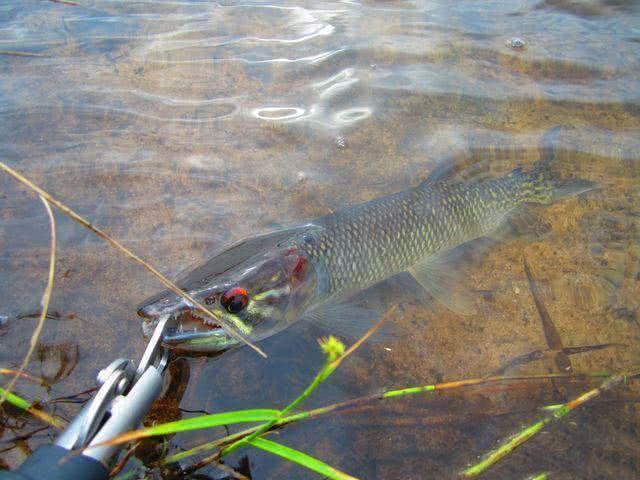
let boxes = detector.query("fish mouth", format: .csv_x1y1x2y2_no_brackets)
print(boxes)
141,308,230,348
163,309,227,345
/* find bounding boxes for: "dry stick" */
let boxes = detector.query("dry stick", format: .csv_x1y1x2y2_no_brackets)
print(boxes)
109,441,141,477
48,0,80,5
0,425,50,445
0,51,48,57
0,369,47,386
0,197,57,416
0,161,265,358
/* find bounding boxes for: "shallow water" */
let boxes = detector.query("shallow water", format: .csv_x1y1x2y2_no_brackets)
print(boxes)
0,0,639,478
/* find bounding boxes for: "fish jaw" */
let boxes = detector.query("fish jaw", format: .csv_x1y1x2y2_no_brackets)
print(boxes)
138,298,248,352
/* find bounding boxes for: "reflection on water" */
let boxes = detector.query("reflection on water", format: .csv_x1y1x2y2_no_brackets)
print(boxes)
0,0,639,478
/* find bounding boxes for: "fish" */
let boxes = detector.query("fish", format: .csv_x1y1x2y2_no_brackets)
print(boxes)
138,155,595,353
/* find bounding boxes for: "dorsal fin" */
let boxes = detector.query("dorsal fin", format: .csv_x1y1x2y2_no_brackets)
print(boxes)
421,159,458,185
420,156,494,187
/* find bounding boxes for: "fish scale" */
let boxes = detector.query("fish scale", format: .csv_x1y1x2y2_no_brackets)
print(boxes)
298,169,551,300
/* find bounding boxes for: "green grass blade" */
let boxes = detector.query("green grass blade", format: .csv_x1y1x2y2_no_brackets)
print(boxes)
462,419,548,477
142,409,281,436
529,474,548,480
249,437,359,480
0,387,62,428
0,386,31,410
100,409,280,446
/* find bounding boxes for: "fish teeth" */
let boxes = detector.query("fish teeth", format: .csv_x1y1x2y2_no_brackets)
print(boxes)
203,316,218,327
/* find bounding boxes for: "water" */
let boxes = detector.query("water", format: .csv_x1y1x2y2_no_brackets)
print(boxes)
0,0,639,478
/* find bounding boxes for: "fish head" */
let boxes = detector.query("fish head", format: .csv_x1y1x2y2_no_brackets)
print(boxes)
138,238,318,353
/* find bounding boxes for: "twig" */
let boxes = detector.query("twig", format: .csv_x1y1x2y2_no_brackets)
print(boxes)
0,197,56,411
109,441,140,477
330,305,397,371
50,386,97,405
492,343,620,376
211,460,251,480
0,369,47,386
48,0,80,5
529,474,548,480
0,425,49,445
0,51,48,57
0,161,265,357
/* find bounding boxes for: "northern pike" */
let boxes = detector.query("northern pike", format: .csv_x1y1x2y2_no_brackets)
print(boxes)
138,153,593,352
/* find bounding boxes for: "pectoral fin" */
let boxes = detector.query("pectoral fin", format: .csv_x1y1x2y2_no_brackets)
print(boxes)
302,276,413,343
408,251,477,316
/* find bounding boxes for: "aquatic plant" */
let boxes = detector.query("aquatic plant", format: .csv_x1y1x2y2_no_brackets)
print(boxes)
0,384,61,429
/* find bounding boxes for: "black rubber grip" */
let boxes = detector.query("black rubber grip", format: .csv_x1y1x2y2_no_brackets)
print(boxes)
0,444,109,480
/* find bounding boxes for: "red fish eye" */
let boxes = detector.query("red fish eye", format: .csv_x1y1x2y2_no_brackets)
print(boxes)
221,287,248,314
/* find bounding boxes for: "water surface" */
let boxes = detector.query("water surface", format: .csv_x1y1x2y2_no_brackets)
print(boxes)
1,1,639,478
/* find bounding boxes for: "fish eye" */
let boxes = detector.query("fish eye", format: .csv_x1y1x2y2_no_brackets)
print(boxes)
204,295,216,305
221,287,248,314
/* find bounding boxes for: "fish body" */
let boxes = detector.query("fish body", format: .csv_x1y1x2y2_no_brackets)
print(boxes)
138,164,584,352
296,168,551,304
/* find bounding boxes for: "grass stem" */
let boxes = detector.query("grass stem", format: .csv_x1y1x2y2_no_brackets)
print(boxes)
0,387,62,428
461,372,636,477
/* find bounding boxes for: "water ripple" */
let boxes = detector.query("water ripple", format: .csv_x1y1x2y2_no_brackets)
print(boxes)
251,107,307,121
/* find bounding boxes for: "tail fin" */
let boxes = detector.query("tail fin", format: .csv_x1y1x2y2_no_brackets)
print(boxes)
520,126,598,204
